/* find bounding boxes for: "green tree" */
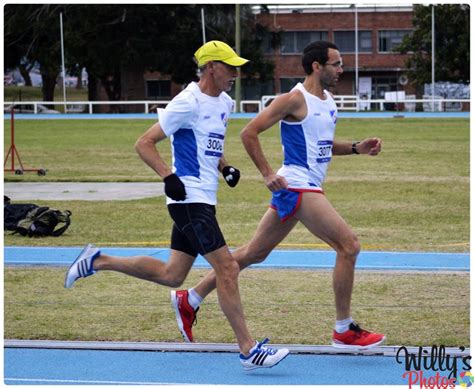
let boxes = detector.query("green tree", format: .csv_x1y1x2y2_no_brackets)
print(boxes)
4,4,64,98
5,5,273,103
65,4,273,104
397,4,470,91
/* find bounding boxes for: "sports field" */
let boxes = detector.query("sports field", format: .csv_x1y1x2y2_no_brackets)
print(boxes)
3,117,470,347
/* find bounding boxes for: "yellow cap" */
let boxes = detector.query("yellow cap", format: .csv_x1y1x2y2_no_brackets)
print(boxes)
194,40,249,67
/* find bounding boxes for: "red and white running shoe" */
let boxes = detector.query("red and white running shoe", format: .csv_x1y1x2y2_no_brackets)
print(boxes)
332,322,386,350
170,290,199,342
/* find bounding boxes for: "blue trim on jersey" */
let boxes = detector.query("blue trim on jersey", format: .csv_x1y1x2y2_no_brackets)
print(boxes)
209,132,224,140
204,151,222,157
173,128,200,178
281,122,309,169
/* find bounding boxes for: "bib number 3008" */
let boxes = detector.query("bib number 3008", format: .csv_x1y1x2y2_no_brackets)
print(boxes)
205,132,224,157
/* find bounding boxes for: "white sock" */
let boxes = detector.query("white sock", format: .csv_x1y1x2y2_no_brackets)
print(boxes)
335,317,354,333
187,288,203,310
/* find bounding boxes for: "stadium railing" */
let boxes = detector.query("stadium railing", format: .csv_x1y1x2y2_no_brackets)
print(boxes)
3,97,469,114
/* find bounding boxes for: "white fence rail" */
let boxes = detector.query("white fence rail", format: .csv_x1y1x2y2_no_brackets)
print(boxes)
257,96,469,112
3,97,470,115
3,100,171,114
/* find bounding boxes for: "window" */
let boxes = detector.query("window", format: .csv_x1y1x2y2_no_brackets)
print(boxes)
378,30,412,52
146,80,171,98
280,78,304,93
281,31,328,54
227,78,274,100
333,31,372,53
242,79,275,100
372,76,398,99
261,32,274,54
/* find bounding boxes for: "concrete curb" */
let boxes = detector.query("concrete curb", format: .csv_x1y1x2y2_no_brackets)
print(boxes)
5,339,470,357
4,182,165,201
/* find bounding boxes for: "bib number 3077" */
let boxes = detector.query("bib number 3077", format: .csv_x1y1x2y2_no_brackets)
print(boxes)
205,132,224,157
316,140,333,163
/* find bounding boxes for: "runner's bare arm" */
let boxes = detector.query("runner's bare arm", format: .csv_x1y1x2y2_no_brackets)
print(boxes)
135,122,173,178
240,91,305,191
218,157,228,172
333,138,382,156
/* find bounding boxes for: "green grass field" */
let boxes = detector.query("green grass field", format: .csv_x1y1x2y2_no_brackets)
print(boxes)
3,117,470,347
4,118,469,252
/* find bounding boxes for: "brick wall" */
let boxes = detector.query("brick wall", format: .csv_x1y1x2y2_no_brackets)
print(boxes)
257,8,414,94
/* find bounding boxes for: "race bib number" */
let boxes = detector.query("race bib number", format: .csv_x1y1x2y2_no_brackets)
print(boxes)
316,140,333,163
205,132,224,157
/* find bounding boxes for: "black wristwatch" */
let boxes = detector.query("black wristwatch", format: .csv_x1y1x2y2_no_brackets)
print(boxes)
352,141,360,154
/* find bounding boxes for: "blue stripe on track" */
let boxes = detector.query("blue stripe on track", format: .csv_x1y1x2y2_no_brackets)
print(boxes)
4,246,469,271
4,347,433,385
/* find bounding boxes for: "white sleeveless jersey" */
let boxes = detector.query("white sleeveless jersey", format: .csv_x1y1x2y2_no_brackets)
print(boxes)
276,83,338,191
158,82,233,205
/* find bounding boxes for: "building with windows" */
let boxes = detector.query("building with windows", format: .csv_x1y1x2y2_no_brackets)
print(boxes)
249,4,415,100
138,4,415,106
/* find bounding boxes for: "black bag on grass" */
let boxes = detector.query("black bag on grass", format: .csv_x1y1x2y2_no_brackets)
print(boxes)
4,200,39,231
4,197,72,237
16,207,72,237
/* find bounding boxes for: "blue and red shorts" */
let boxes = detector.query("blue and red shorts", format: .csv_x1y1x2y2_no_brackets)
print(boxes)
270,188,323,222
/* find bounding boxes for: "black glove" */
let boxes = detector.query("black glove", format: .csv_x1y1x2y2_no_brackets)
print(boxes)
164,174,186,201
222,166,240,188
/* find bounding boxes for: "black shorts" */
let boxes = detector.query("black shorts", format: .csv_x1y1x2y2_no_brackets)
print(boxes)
167,203,227,257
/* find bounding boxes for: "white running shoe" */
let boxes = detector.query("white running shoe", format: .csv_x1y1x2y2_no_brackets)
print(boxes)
64,244,100,288
239,338,289,370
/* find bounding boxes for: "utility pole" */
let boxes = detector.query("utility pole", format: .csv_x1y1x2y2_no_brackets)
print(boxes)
235,4,241,113
354,4,359,112
431,4,435,111
60,12,67,113
201,7,206,44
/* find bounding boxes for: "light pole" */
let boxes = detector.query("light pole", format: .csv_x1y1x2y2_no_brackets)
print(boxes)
201,7,206,44
60,12,67,113
354,4,359,112
235,4,241,113
431,4,435,111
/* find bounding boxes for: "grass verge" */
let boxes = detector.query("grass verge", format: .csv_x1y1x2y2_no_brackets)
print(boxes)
4,267,469,346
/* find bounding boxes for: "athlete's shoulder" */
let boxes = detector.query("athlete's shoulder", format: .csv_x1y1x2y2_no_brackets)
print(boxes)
265,88,306,122
220,91,233,104
324,89,335,99
220,91,234,111
220,91,233,102
271,86,305,106
170,83,199,110
284,88,306,111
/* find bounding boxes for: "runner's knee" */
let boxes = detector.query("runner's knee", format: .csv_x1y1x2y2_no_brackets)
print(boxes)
166,277,185,288
214,259,240,286
239,245,271,265
161,268,187,288
336,234,360,262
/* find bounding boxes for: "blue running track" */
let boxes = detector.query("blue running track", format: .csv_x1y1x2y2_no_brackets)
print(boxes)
4,246,469,271
4,346,463,385
4,247,469,385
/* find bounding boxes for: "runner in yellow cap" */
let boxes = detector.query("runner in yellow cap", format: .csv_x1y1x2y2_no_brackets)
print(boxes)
64,39,289,371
